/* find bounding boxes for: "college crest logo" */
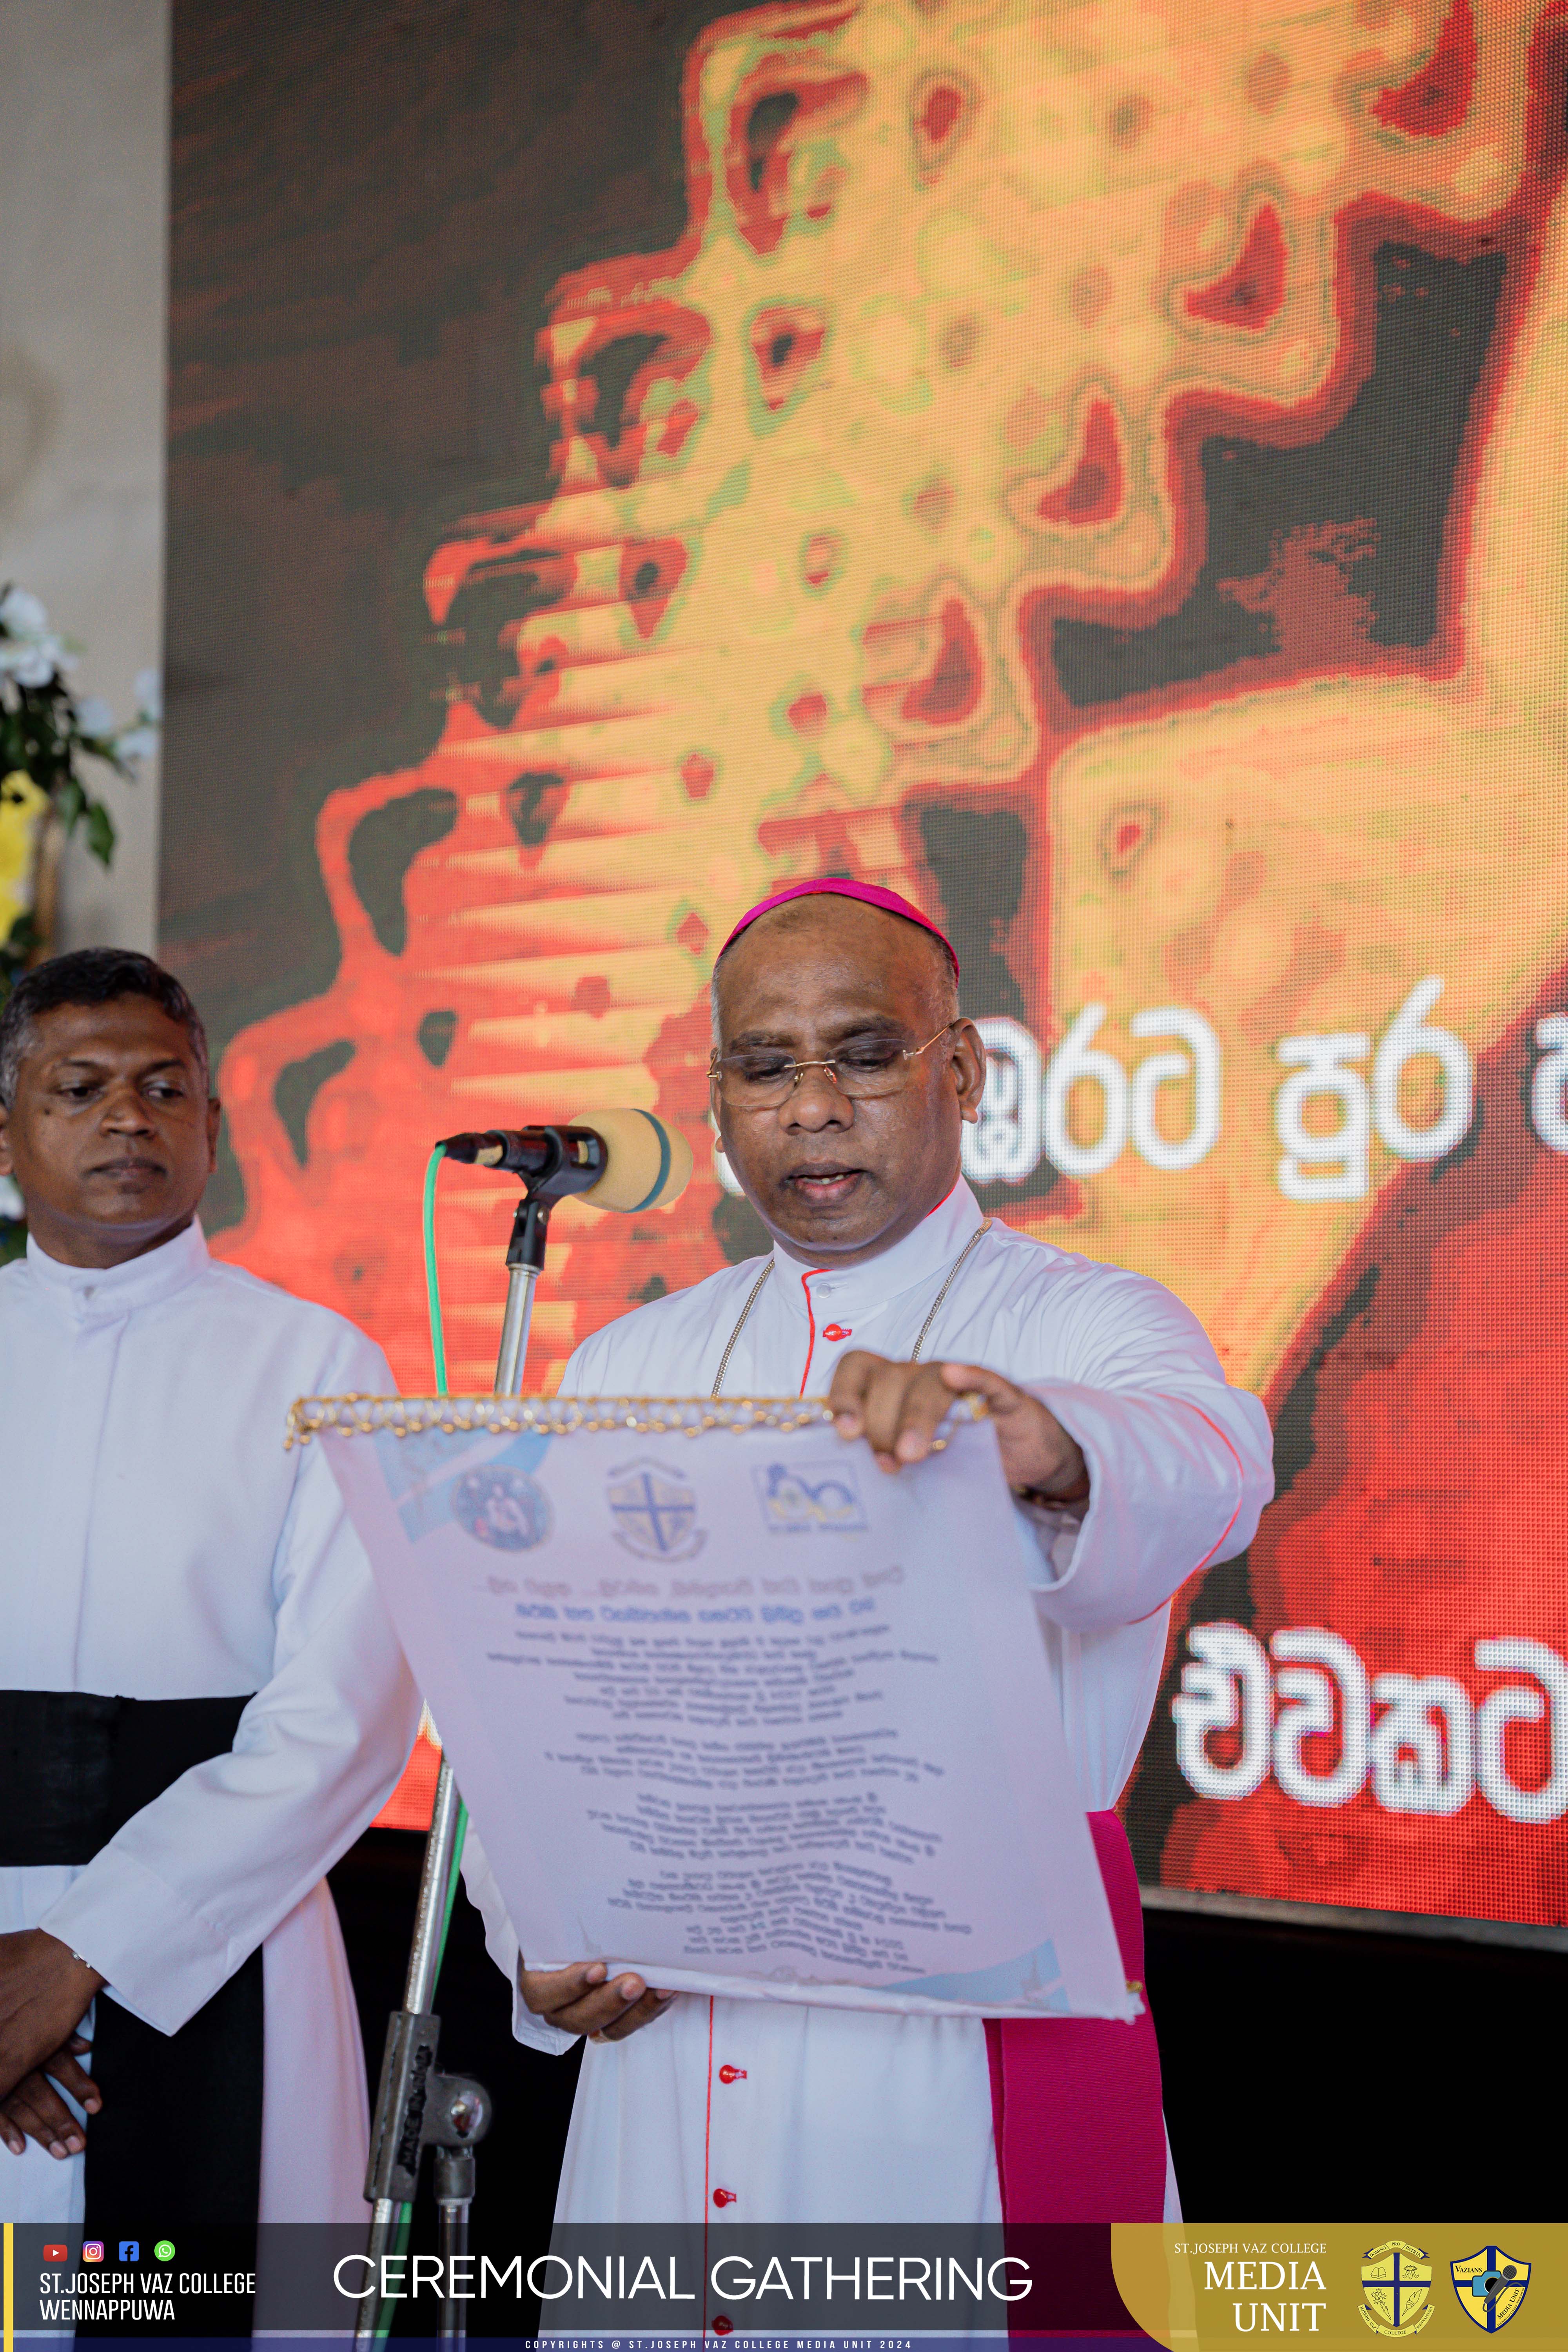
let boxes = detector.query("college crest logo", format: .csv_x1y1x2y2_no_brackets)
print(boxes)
1451,2249,1530,2331
1359,2243,1433,2336
607,1460,705,1560
753,1457,867,1534
451,1467,551,1551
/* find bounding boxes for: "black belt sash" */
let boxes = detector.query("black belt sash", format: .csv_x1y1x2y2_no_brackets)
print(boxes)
0,1689,265,2247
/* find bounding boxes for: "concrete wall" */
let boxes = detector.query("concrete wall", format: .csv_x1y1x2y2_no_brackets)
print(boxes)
0,0,169,955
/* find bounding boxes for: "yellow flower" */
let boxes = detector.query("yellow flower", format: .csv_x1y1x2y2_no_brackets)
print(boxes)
0,769,49,947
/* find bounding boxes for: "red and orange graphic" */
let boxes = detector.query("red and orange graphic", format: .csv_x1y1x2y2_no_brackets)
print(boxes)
208,0,1568,1920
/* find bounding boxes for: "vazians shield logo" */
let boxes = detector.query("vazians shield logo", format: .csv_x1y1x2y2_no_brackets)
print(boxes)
607,1459,705,1560
1452,2249,1531,2332
753,1457,867,1534
1359,2243,1433,2336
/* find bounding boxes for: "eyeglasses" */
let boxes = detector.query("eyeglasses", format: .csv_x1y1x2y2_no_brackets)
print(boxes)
708,1022,959,1110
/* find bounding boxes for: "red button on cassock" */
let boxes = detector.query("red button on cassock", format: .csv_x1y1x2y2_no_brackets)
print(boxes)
718,2064,747,2083
712,2187,737,2207
822,1324,851,1342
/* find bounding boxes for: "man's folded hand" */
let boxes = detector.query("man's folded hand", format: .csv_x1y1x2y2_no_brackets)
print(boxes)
0,2031,100,2159
518,1958,677,2042
0,1928,105,2105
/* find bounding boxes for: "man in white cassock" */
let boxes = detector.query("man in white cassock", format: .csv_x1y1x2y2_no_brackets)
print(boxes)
463,878,1273,2227
0,950,420,2230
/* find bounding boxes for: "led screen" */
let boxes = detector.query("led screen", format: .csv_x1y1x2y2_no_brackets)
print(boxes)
163,0,1568,1924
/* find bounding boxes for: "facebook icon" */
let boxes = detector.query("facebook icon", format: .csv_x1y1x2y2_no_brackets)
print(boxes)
119,2242,139,2261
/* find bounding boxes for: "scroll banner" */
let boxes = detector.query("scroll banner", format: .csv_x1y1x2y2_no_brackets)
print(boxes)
298,1394,1135,2020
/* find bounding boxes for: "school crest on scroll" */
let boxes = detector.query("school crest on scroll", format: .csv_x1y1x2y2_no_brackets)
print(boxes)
607,1459,705,1560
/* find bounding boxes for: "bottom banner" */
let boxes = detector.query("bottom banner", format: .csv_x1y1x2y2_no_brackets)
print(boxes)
0,2225,1557,2346
1112,2225,1560,2350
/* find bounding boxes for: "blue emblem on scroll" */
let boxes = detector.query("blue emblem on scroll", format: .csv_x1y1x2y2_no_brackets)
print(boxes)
607,1459,705,1559
452,1467,552,1551
753,1458,867,1534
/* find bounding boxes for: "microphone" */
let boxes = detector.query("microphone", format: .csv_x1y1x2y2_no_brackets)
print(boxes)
436,1109,693,1213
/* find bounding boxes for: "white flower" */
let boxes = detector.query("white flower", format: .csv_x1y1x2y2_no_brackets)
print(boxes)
75,693,114,737
133,666,163,724
0,641,61,688
116,725,158,764
0,586,49,637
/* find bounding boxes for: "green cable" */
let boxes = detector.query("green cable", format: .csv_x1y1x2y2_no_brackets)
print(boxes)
422,1143,449,1397
421,1138,465,1958
368,1148,462,2343
422,1147,465,1998
439,1800,469,1957
422,1138,465,1956
380,1788,462,2342
372,2204,414,2343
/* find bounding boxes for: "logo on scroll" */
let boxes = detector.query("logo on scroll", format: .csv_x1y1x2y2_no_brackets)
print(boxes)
753,1458,867,1534
1359,2243,1433,2336
1452,2250,1530,2332
607,1460,705,1559
451,1467,552,1551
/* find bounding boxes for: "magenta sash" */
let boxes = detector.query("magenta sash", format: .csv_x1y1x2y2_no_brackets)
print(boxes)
983,1811,1166,2221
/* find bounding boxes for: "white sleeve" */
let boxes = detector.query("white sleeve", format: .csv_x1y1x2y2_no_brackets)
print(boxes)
40,1328,423,2035
555,1329,607,1401
1014,1275,1274,1632
459,1828,579,2057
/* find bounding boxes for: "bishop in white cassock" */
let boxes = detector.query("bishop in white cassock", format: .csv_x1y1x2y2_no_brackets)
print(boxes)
462,878,1274,2229
0,952,420,2229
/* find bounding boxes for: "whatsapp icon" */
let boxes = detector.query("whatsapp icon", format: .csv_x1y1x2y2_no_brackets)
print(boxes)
153,2241,175,2263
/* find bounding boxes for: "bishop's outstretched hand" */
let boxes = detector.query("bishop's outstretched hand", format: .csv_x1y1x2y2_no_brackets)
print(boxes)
828,1352,1090,1502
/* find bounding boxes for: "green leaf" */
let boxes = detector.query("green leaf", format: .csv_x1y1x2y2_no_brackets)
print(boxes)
54,773,85,835
85,798,116,866
1,909,42,996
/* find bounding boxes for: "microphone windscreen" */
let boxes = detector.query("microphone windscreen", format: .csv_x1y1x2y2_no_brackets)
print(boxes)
571,1108,694,1213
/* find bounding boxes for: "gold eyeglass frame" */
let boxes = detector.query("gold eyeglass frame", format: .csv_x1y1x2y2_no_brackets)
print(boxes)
707,1019,959,1109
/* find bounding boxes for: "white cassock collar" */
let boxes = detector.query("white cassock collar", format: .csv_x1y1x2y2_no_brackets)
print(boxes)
22,1215,210,1328
763,1175,985,1351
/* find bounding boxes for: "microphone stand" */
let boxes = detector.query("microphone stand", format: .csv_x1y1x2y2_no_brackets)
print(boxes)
356,1138,603,2348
